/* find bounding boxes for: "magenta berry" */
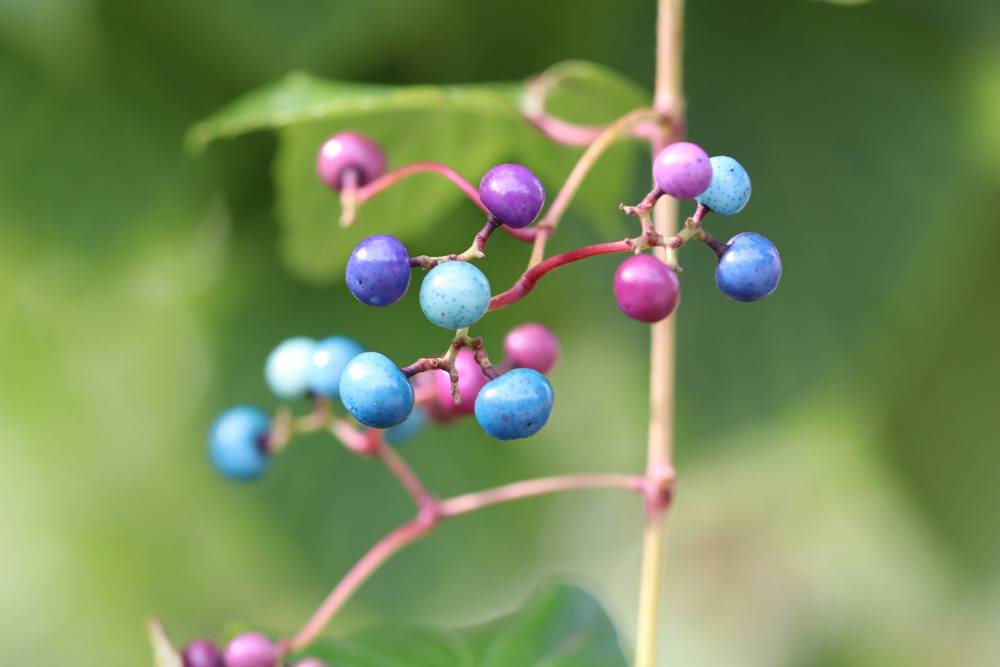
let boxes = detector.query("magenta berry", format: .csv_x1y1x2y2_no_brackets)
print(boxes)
293,659,329,667
223,633,277,667
652,142,712,199
434,348,489,414
504,323,559,374
613,254,680,323
316,131,386,190
181,639,223,667
479,163,545,228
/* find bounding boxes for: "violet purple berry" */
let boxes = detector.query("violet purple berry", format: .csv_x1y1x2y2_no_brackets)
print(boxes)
504,323,559,374
652,142,713,199
181,639,223,667
479,163,545,228
222,632,278,667
346,234,412,307
613,254,680,323
316,131,386,190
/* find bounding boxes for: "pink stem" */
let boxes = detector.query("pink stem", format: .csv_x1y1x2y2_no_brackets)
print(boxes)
438,473,643,517
374,438,436,507
489,240,633,311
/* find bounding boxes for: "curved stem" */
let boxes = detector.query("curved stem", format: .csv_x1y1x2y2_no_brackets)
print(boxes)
439,473,643,516
489,240,633,311
374,438,436,508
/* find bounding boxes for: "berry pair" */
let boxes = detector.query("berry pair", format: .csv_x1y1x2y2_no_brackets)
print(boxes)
652,142,751,216
181,633,325,667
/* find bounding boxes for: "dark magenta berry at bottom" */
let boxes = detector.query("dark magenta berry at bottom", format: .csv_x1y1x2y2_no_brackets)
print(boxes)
316,131,386,190
474,368,554,440
346,234,412,307
613,254,680,323
182,639,223,667
293,658,329,667
503,323,559,374
223,633,277,667
479,163,545,228
715,231,781,301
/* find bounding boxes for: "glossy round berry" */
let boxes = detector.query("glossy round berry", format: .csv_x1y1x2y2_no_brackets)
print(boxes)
223,633,277,667
316,131,386,190
503,323,559,374
479,163,545,228
652,142,713,199
346,235,412,307
307,336,364,398
474,368,554,440
339,352,414,428
419,261,491,329
208,406,271,481
265,337,316,399
434,348,489,415
613,254,680,323
181,639,223,667
715,232,781,302
696,156,751,216
385,406,427,445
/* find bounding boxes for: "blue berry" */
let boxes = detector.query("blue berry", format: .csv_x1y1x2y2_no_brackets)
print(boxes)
209,406,271,481
346,235,412,307
715,232,782,301
479,163,546,228
696,156,751,216
339,352,414,428
419,261,491,329
385,406,427,445
307,336,364,398
265,337,316,399
474,368,554,440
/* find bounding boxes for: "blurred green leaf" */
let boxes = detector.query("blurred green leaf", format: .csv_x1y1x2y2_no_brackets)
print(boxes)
295,582,627,667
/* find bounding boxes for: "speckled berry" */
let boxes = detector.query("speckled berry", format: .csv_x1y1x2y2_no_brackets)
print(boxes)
316,132,386,190
181,639,223,667
339,352,414,428
308,336,364,398
613,254,680,323
479,163,545,228
474,368,554,440
223,633,277,667
715,232,781,302
434,348,489,415
265,337,317,399
385,406,427,445
696,156,751,216
346,235,412,307
504,323,559,374
419,261,491,329
208,406,270,481
652,142,713,199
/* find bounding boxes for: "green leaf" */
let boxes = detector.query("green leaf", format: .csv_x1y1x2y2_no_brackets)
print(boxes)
190,62,650,283
294,582,627,667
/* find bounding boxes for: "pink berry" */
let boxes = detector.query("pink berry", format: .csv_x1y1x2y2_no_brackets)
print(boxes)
503,323,559,374
294,660,328,667
182,639,223,667
613,254,680,323
434,348,489,415
316,131,386,190
652,142,712,199
223,633,277,667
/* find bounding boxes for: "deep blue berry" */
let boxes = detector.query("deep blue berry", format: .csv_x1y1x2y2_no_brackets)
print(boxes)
265,337,316,399
339,352,414,428
696,156,751,216
385,406,427,445
474,368,554,440
346,235,412,306
479,163,545,228
715,232,782,302
419,261,491,329
209,406,271,481
308,336,364,398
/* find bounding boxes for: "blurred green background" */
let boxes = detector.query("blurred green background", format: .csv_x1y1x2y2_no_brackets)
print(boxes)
2,0,999,665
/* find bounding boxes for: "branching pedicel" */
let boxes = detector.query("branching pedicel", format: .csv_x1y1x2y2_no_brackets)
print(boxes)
178,1,784,666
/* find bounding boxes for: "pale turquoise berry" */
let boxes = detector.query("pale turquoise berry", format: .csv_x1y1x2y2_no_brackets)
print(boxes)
696,156,751,216
419,261,491,329
307,336,364,398
265,337,316,399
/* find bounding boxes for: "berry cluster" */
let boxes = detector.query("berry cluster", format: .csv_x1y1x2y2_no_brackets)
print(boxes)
179,633,324,667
